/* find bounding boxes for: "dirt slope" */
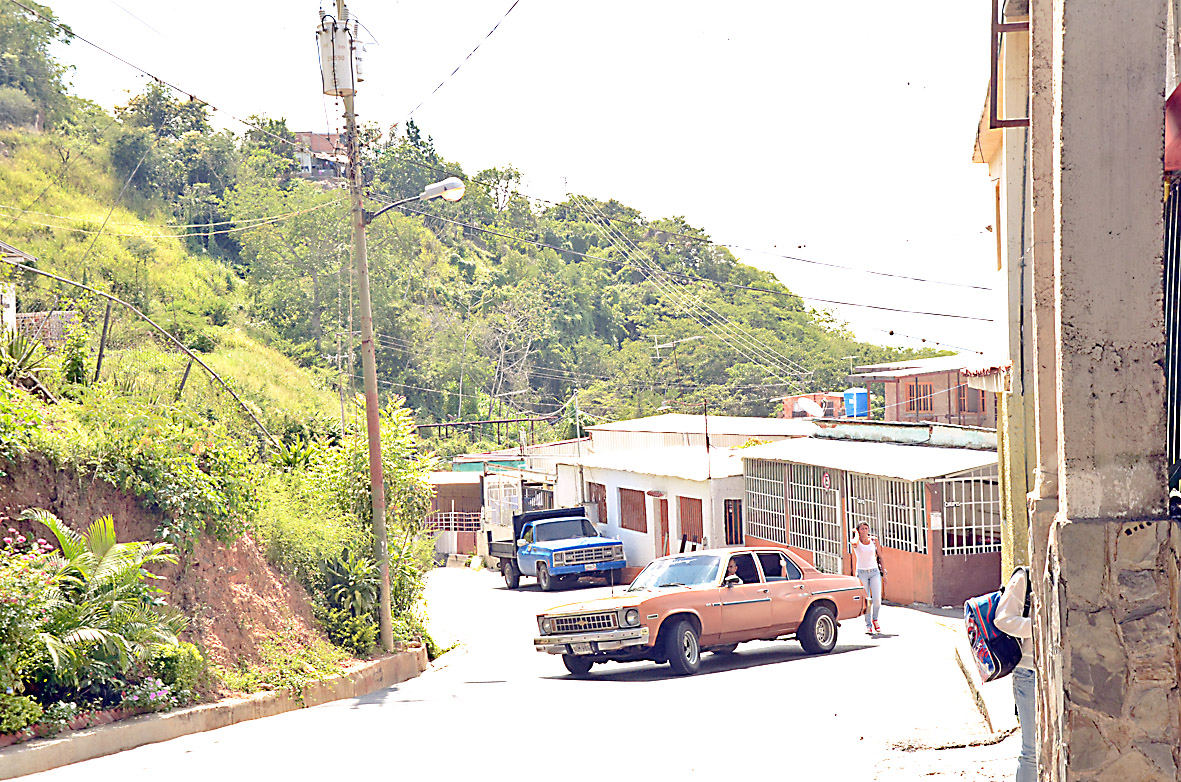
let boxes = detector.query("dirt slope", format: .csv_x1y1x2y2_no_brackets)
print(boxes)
0,453,325,674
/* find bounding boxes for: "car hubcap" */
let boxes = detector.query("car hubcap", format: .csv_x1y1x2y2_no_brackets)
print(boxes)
817,616,834,646
682,632,698,664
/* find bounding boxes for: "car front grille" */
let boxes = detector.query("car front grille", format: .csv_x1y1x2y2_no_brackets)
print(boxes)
551,612,618,635
560,546,621,566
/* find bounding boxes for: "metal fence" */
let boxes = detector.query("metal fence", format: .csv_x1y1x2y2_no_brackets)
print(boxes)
938,467,1002,555
424,512,482,532
787,464,843,573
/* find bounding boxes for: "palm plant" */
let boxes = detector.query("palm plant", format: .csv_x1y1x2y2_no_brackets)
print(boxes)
19,509,186,691
322,548,379,618
0,327,52,384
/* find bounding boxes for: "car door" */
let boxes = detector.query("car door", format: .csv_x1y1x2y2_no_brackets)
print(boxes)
716,553,773,642
517,523,539,575
758,551,810,634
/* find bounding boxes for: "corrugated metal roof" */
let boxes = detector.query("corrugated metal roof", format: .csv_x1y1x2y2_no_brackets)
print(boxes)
849,353,1006,380
586,413,816,437
738,438,996,481
557,446,745,482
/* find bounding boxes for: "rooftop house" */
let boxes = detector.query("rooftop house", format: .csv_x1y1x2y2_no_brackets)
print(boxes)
849,354,1001,428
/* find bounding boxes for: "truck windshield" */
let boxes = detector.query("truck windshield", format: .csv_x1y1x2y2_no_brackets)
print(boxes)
627,555,721,591
534,518,599,542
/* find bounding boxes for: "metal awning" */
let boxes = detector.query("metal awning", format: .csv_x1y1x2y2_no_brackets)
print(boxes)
738,438,997,482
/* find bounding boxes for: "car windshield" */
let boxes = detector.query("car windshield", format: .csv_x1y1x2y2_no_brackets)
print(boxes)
534,518,599,542
627,555,721,591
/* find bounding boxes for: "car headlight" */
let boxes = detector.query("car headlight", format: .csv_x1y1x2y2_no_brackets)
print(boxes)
540,617,553,634
623,608,640,627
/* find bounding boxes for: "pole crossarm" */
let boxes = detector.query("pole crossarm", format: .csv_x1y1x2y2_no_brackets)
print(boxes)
0,256,282,451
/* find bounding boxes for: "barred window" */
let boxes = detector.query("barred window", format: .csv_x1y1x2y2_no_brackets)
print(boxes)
744,459,786,544
957,384,985,413
787,464,843,574
724,499,743,546
941,468,1002,555
619,488,647,533
906,382,934,413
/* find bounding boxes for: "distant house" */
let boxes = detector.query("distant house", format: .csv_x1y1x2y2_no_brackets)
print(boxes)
585,413,815,452
426,471,482,557
849,354,1001,428
775,392,846,419
293,132,344,178
555,446,746,578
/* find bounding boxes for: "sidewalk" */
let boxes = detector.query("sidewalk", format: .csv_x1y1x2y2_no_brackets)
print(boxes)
876,603,1020,780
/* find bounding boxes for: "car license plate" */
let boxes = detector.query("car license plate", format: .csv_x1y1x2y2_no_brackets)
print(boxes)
584,563,597,571
571,642,592,654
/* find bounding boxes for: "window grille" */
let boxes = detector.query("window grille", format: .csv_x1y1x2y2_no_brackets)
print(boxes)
940,467,1002,555
618,488,647,533
787,464,843,574
906,382,935,413
744,459,786,545
844,473,928,555
724,499,743,545
957,384,985,414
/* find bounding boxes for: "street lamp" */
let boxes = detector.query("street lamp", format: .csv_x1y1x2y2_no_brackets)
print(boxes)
365,177,466,223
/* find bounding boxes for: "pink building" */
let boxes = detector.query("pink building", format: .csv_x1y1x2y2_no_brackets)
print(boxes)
849,355,1000,429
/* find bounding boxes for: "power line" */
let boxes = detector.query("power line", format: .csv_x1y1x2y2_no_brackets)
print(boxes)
400,0,521,121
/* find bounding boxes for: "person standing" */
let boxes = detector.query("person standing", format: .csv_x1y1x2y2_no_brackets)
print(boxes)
851,521,882,634
995,567,1035,782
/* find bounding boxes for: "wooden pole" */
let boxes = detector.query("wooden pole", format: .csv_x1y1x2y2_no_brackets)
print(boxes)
93,300,112,383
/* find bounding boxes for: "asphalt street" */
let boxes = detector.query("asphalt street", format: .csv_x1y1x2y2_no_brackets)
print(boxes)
20,565,1020,781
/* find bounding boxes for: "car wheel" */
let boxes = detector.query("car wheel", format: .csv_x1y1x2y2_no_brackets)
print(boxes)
503,560,520,589
712,643,739,655
537,562,554,592
562,654,593,676
664,619,701,675
799,605,838,654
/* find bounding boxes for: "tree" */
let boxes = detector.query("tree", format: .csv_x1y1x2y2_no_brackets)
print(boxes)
115,82,209,140
0,1,70,126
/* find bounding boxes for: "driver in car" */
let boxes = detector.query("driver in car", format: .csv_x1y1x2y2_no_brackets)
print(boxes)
726,559,743,584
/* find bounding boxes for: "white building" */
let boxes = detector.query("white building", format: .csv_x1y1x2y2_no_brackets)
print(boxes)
585,413,815,452
555,446,745,574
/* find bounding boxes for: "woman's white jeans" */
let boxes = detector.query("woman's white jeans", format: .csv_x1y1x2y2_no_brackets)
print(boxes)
1014,666,1037,782
856,567,881,628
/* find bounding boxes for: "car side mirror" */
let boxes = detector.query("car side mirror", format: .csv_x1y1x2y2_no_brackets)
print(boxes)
516,539,527,547
723,574,741,587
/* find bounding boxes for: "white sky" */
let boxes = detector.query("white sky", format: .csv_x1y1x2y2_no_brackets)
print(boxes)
46,0,1006,359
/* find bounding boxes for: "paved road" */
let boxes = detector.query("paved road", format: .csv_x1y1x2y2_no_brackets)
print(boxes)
23,566,1017,780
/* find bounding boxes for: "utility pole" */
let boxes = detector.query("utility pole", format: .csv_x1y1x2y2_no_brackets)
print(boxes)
324,4,394,651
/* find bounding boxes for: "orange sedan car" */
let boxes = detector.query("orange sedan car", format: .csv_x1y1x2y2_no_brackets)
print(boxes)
534,547,868,676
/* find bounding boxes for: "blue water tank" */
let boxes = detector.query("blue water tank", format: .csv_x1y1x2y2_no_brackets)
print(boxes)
843,387,869,418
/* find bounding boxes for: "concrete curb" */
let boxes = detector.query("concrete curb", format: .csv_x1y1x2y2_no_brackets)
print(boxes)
953,641,995,732
0,646,428,780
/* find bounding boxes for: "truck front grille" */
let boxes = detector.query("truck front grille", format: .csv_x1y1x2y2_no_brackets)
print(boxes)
560,546,621,566
551,612,618,635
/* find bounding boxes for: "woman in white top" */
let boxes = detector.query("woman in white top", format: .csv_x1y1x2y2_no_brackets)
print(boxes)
994,567,1035,782
851,522,883,634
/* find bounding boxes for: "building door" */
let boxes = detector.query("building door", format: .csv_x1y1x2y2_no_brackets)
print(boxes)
724,499,743,545
678,496,704,549
657,498,670,557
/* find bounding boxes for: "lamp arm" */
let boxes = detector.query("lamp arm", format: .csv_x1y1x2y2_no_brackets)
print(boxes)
364,194,420,224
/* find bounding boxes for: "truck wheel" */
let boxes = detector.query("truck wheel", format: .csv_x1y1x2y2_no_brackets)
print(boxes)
503,560,520,589
537,562,554,592
799,605,838,655
562,655,593,676
664,619,701,676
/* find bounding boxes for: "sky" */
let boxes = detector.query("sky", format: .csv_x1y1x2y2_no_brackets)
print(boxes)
44,0,1006,360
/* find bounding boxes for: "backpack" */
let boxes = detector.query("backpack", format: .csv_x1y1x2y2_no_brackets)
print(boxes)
964,567,1030,683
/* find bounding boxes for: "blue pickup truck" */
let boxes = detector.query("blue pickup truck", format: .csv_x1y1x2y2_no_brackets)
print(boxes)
489,507,627,591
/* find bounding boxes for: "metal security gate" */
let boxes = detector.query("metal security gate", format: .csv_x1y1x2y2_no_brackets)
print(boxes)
843,473,928,555
788,464,843,573
939,468,1002,555
1166,173,1181,494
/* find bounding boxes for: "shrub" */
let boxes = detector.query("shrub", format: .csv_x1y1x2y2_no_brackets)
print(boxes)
147,642,206,703
0,87,37,129
61,324,88,385
312,604,376,656
0,530,53,693
0,694,43,734
322,549,378,618
121,676,181,713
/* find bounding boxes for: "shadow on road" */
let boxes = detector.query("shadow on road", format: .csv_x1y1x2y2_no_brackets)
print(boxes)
541,643,878,683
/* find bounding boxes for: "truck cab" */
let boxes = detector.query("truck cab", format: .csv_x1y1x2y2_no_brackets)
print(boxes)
490,508,626,591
